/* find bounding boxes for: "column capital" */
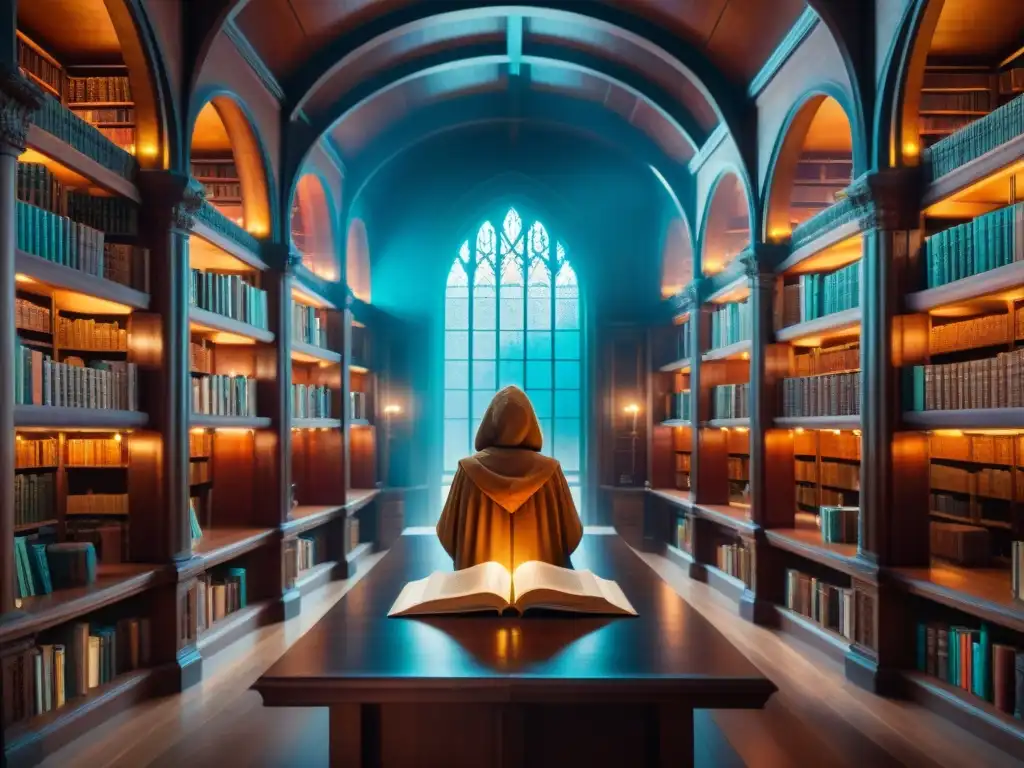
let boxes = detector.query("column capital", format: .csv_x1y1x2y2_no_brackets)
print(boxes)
0,67,44,154
847,169,922,232
667,280,700,315
138,171,205,232
738,244,785,288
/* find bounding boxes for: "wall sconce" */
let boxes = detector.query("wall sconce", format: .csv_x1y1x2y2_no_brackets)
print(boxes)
383,404,402,416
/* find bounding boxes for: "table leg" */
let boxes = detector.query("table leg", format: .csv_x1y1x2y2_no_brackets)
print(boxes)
329,704,379,768
658,704,694,768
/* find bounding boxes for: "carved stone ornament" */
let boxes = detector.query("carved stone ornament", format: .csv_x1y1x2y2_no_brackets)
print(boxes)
847,169,922,232
0,67,44,153
285,246,304,274
669,281,700,314
172,181,206,232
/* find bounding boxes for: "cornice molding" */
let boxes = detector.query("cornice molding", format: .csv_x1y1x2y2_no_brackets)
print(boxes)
747,7,820,99
686,123,727,175
224,19,285,102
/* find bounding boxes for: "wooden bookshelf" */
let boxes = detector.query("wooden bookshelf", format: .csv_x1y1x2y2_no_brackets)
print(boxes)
24,125,140,202
14,406,147,430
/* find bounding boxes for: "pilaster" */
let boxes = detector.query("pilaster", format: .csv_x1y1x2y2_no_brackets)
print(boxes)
0,68,43,615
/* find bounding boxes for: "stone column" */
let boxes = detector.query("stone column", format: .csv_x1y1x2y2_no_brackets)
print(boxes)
0,69,42,614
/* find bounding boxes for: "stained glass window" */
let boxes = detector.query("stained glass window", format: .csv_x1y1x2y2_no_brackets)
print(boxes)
443,209,581,512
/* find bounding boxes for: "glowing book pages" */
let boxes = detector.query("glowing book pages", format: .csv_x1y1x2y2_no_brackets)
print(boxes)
387,560,637,617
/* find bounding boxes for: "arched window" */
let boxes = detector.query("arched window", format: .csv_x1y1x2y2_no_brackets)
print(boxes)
443,208,581,512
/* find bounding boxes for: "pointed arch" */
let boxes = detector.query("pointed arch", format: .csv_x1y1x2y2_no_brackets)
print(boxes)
443,207,582,511
347,219,372,303
699,171,752,277
661,217,695,298
291,172,340,281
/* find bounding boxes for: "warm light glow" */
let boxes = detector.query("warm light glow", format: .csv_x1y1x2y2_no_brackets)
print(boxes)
247,224,268,237
794,427,805,434
383,404,402,415
661,284,683,298
832,429,841,435
903,142,919,158
624,404,640,415
349,364,370,374
741,352,750,360
15,273,33,284
735,427,748,433
853,430,861,437
720,427,729,432
190,427,208,435
138,144,159,158
15,434,22,442
768,227,791,243
113,432,122,442
212,427,254,435
931,429,964,438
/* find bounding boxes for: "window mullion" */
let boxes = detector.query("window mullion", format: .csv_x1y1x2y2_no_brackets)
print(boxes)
467,257,475,455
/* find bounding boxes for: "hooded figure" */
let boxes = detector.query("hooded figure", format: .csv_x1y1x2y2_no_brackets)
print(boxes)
437,386,583,571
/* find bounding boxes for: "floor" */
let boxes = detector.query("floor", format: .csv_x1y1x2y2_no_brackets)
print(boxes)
36,541,1021,768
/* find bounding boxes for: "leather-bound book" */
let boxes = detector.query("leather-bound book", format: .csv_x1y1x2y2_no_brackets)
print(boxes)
993,644,1016,713
1015,651,1024,718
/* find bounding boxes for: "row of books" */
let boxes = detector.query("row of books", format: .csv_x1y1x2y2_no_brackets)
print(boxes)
0,617,150,728
920,91,993,113
915,623,1022,714
67,75,132,104
785,569,855,642
930,463,1012,501
663,390,691,422
66,437,126,467
796,459,860,490
16,437,58,468
727,456,749,483
16,297,50,333
924,202,1023,288
792,344,859,378
793,428,862,461
781,371,860,417
716,542,752,587
201,182,241,201
17,36,61,93
14,473,55,528
293,302,329,349
70,107,134,125
17,199,107,277
16,344,139,410
658,319,692,365
931,521,990,567
797,485,852,509
57,317,129,352
292,384,333,419
778,261,860,328
296,534,322,572
929,432,1014,465
818,506,858,545
921,114,978,136
712,383,749,420
675,517,692,552
189,269,269,331
191,161,238,179
33,93,137,179
794,156,852,183
924,93,1023,180
190,431,213,458
191,340,213,374
191,374,258,417
904,349,1024,411
931,492,975,524
1013,542,1024,601
929,313,1010,356
66,192,140,237
351,391,370,421
68,493,129,517
196,568,248,632
190,460,210,486
709,300,751,350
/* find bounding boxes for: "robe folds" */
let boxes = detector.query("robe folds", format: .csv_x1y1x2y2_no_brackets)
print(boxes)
437,386,583,571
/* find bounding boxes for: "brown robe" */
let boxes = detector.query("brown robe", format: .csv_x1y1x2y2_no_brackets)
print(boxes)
437,386,583,570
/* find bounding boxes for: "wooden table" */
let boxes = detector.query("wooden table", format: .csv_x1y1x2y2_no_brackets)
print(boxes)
253,533,776,767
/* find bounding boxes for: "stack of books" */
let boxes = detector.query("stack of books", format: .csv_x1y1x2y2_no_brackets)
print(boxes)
924,202,1024,288
14,474,56,528
819,506,859,544
32,93,137,178
56,317,128,351
293,302,328,348
712,383,748,420
15,342,139,410
779,261,861,326
925,93,1023,180
15,437,58,468
67,494,129,517
665,390,691,421
197,568,248,629
716,542,751,586
931,522,990,567
781,371,860,417
905,349,1024,410
709,300,751,349
292,384,332,419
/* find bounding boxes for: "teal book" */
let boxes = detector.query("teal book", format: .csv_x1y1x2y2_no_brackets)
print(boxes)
916,624,927,672
979,623,992,701
227,567,247,608
29,543,53,595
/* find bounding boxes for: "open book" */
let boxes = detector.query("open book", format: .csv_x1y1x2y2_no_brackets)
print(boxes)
387,560,637,617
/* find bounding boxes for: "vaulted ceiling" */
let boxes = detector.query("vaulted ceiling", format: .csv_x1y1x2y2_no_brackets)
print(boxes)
232,0,808,184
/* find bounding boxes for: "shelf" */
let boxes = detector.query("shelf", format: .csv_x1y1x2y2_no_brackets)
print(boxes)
906,260,1024,315
922,132,1024,212
291,417,341,429
890,562,1024,633
345,541,374,566
293,561,339,596
347,488,381,515
778,222,864,275
659,419,691,428
23,124,140,202
190,414,271,430
693,503,757,534
349,418,372,427
14,406,148,430
905,672,1024,760
903,408,1024,430
283,505,345,537
702,339,751,362
191,219,268,272
14,519,57,532
774,415,861,431
704,563,747,603
706,275,749,304
3,666,167,762
189,306,274,344
181,528,277,579
775,606,850,665
291,340,342,365
774,307,861,347
705,418,750,430
764,525,869,578
649,488,694,511
16,250,149,313
197,599,275,658
658,357,691,373
0,564,166,644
